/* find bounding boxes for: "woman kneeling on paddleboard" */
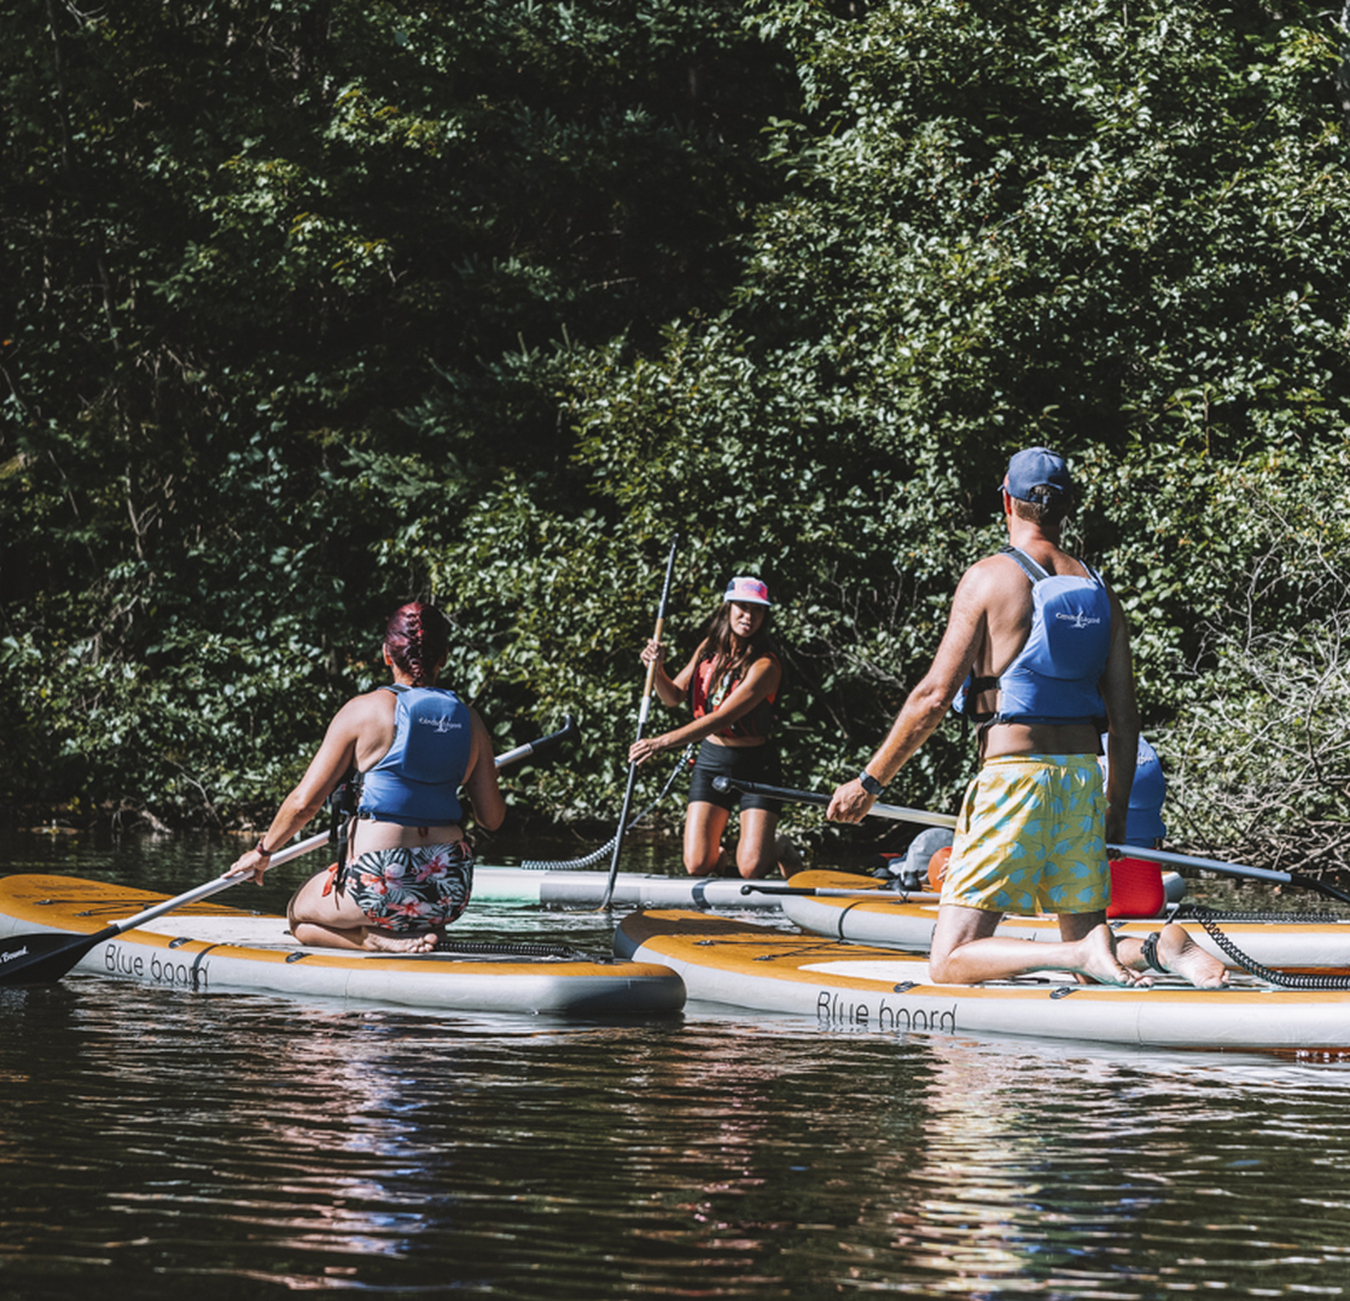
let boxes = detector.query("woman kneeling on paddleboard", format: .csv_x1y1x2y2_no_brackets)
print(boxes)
229,602,505,952
628,576,799,880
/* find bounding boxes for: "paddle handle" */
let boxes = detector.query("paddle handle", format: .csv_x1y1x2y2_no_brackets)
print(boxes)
114,877,243,931
742,882,936,901
713,776,1350,904
112,718,582,935
711,776,955,829
1100,843,1350,902
638,613,665,727
600,534,680,909
636,541,679,729
495,714,579,768
109,829,334,935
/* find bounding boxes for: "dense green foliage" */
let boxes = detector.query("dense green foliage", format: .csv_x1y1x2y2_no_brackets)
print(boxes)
4,0,1349,868
2,0,796,825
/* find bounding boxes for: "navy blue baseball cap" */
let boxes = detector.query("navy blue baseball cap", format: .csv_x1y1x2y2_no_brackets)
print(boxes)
1003,447,1073,502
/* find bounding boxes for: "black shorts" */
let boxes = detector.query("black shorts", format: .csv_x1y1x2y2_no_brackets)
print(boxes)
687,739,783,813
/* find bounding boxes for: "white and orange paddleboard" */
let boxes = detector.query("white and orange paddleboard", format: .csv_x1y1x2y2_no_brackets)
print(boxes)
614,908,1350,1055
0,873,684,1016
776,871,1350,974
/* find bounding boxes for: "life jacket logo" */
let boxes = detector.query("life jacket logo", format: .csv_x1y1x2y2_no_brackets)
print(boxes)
418,716,464,734
1055,610,1102,629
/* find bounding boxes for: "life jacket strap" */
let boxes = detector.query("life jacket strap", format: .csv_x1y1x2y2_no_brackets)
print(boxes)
326,769,363,888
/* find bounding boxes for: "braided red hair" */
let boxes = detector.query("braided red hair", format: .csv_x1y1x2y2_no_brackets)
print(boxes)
384,602,450,687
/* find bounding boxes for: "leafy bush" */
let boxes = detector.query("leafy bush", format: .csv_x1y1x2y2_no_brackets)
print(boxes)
5,0,1350,875
1161,444,1350,872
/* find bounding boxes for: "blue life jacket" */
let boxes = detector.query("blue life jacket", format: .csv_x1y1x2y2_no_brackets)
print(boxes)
1101,732,1167,845
357,686,473,827
989,545,1112,726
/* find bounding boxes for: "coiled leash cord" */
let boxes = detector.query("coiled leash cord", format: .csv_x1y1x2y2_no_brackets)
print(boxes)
1173,905,1344,924
428,938,592,962
1180,904,1350,990
519,747,693,871
351,938,593,962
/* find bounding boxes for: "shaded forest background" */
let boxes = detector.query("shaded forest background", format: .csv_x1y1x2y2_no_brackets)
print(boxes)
4,0,1350,871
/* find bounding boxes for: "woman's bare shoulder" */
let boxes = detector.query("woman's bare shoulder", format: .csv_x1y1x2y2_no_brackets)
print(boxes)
330,685,395,729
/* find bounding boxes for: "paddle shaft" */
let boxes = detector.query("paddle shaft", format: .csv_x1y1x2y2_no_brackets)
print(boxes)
496,714,578,769
0,855,316,987
742,882,934,900
89,831,329,938
132,721,576,928
714,776,1350,905
0,720,579,984
711,776,954,829
599,536,679,909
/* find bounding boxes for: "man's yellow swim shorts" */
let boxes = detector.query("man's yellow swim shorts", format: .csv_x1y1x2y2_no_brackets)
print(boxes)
940,754,1109,916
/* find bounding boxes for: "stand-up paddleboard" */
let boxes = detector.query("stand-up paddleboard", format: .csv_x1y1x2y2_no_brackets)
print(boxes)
614,910,1350,1054
474,865,841,909
472,864,1181,911
775,871,1350,973
0,875,684,1016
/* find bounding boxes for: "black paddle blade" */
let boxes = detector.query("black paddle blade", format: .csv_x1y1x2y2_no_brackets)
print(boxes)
1290,871,1350,906
0,928,110,986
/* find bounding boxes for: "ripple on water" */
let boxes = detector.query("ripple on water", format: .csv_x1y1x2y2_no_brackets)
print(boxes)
5,832,1350,1299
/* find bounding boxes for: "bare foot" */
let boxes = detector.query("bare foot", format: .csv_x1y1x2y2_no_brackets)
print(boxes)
1078,924,1151,987
363,930,438,954
1156,924,1230,988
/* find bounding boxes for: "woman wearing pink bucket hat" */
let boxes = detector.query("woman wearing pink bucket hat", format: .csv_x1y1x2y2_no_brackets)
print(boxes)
628,576,799,878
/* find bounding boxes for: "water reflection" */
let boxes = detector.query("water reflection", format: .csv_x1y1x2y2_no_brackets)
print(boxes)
5,830,1350,1300
842,1032,1350,1298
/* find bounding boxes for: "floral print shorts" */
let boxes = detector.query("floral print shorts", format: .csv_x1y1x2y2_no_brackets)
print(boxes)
337,841,474,933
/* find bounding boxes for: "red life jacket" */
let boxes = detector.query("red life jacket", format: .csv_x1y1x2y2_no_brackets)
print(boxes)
689,652,781,739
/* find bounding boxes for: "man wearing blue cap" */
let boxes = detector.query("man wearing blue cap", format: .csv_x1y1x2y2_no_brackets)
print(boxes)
827,448,1226,988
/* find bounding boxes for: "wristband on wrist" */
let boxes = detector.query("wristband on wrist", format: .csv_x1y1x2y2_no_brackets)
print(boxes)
254,840,274,858
858,770,885,797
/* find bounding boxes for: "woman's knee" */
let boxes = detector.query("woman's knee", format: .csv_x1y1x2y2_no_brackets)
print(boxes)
735,813,779,877
286,881,315,929
733,847,773,878
288,868,358,928
683,804,729,875
684,847,726,876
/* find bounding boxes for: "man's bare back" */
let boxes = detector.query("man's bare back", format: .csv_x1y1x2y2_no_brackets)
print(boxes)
952,544,1111,765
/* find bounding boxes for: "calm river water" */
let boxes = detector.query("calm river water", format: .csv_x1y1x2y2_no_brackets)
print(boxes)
3,828,1350,1300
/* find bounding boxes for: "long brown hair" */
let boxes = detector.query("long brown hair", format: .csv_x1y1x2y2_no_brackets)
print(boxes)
698,597,776,688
